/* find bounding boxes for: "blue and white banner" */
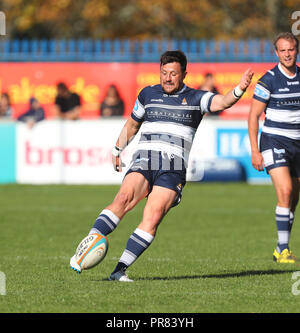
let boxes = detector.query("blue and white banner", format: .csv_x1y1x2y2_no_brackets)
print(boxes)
215,124,269,183
0,119,270,184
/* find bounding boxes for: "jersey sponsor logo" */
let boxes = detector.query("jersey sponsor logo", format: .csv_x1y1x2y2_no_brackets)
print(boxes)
254,85,269,100
275,158,286,163
276,99,300,106
287,81,300,85
181,98,188,105
147,109,193,121
274,148,285,154
135,157,149,163
163,94,178,97
151,99,164,102
278,88,290,92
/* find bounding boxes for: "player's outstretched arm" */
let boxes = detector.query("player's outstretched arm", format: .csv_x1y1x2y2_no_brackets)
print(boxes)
112,117,142,172
210,68,254,112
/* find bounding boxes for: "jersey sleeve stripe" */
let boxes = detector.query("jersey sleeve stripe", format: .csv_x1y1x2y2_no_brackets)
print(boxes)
131,113,144,122
131,98,145,122
200,92,215,113
206,93,216,113
253,83,271,101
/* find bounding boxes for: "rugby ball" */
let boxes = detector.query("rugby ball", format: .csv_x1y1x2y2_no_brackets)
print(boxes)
75,233,108,270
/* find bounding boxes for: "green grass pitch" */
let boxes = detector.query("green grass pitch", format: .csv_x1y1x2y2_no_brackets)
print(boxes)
1,182,300,313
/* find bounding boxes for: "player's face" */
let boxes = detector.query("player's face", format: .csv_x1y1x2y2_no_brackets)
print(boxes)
160,62,187,94
275,38,298,70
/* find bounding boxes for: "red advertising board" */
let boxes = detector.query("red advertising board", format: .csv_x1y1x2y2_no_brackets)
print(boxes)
0,62,276,119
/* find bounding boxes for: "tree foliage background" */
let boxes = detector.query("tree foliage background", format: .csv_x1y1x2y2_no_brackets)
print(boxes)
1,0,300,40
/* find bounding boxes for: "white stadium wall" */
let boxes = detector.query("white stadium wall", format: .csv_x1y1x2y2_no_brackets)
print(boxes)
9,118,270,184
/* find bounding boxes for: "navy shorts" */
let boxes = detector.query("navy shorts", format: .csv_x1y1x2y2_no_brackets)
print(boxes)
125,150,186,207
260,132,300,177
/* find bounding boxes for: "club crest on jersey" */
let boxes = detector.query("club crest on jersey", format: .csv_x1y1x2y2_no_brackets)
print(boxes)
181,98,188,105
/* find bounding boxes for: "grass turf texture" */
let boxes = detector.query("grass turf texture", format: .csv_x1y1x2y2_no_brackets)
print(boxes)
1,183,300,313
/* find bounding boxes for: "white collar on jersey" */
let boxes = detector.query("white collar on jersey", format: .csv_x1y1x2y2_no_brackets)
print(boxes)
278,62,298,79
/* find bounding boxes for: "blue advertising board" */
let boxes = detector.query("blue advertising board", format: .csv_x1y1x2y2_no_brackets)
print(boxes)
216,128,270,183
0,122,16,183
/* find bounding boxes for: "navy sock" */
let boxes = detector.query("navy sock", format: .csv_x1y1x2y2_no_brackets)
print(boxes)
89,209,120,236
275,206,290,253
112,228,154,274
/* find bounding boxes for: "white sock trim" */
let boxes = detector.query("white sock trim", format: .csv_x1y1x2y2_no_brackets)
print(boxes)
89,228,101,235
276,206,290,215
278,231,289,244
134,228,154,243
101,209,120,225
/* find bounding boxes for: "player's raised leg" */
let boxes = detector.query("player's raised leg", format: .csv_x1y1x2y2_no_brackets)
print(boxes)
109,185,177,282
89,172,149,236
70,172,149,273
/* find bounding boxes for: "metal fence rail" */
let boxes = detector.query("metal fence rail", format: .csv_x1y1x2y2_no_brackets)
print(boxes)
0,39,278,62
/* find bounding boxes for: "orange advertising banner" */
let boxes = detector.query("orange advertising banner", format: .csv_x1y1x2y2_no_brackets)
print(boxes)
0,62,276,119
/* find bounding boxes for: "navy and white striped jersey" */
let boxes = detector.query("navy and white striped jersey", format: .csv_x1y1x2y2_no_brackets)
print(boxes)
253,63,300,140
131,84,216,164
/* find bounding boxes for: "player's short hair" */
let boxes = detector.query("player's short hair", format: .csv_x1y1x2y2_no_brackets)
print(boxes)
160,50,187,73
273,32,299,51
